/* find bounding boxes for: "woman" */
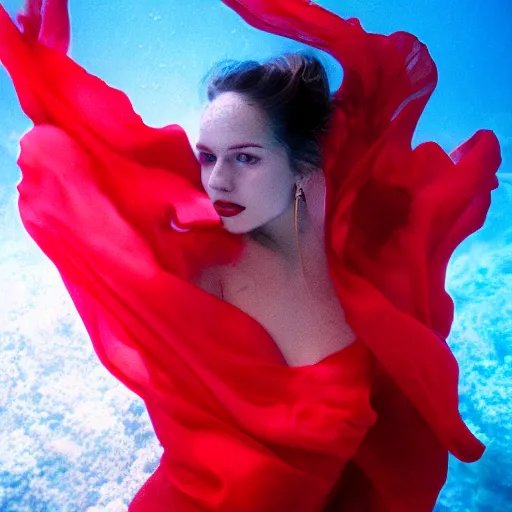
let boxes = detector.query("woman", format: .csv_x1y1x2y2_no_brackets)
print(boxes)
0,0,501,511
194,54,359,368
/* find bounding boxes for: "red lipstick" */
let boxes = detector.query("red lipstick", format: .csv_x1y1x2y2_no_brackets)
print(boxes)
214,201,246,217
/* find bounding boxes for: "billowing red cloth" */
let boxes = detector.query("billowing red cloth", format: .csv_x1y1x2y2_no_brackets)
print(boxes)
0,0,501,510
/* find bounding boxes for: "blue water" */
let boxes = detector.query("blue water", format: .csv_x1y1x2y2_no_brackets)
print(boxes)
0,1,510,510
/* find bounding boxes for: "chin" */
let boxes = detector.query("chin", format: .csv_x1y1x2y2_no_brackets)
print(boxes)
220,211,281,237
219,219,250,235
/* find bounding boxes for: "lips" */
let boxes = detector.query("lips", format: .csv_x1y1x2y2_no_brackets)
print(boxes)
214,201,246,217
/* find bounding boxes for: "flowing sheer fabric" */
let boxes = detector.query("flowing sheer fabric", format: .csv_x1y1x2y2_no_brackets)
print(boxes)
0,0,501,510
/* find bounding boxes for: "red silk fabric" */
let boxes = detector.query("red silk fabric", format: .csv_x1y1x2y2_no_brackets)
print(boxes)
0,0,501,510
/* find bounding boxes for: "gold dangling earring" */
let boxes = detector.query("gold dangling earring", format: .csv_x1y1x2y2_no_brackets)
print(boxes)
294,183,311,294
294,183,305,243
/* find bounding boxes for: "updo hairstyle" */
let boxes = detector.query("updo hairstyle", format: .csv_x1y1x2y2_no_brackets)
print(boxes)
202,53,333,179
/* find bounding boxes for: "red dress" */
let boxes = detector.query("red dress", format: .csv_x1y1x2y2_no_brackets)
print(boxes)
0,1,501,510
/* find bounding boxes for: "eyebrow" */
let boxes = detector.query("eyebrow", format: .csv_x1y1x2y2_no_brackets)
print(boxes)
195,143,264,151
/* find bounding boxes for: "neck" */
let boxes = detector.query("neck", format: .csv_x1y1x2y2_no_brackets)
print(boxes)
246,198,318,269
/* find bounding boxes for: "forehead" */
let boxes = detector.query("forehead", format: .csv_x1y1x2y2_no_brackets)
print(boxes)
199,92,271,142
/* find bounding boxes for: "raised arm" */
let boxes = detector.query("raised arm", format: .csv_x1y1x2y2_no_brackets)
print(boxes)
221,0,377,88
221,0,437,134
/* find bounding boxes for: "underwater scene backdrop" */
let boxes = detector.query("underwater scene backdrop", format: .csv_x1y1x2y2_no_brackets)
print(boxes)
0,0,510,510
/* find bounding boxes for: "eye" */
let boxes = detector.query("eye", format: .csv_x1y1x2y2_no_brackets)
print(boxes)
198,152,216,164
198,152,259,166
236,153,259,165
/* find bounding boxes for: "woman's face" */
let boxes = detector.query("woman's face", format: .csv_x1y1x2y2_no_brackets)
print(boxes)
197,92,297,235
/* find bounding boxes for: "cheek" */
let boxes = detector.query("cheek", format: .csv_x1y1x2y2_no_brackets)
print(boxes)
259,170,293,205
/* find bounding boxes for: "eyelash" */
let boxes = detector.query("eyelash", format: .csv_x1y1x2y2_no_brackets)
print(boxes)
198,153,259,165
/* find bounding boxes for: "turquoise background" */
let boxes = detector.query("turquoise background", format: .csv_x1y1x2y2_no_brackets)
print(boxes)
0,1,510,510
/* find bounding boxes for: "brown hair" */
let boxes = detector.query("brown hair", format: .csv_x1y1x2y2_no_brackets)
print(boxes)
201,53,333,178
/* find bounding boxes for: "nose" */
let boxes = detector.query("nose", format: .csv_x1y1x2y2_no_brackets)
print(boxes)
207,160,234,192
